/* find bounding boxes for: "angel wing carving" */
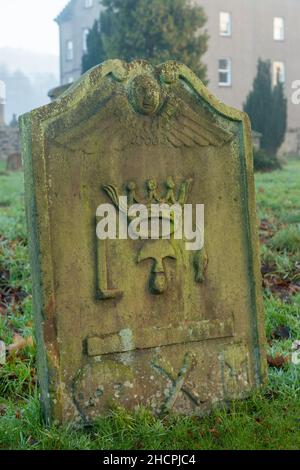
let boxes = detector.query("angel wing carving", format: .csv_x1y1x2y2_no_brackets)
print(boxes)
163,101,234,148
52,90,234,153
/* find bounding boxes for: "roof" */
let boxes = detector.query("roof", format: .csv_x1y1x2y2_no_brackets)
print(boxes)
55,0,74,24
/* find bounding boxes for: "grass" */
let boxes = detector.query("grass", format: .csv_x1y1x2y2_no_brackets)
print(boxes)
0,394,299,450
0,160,300,450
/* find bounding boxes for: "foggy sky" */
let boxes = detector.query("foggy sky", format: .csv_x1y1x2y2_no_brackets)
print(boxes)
0,0,67,55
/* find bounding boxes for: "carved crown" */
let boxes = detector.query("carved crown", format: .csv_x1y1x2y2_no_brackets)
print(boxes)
103,177,193,211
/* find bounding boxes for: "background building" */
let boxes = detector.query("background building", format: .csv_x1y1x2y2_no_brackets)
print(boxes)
55,0,300,155
56,0,102,85
0,80,5,126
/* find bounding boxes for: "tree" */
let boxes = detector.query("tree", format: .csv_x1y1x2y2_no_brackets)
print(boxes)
269,80,287,156
244,59,287,156
82,0,208,82
244,60,273,151
82,18,107,75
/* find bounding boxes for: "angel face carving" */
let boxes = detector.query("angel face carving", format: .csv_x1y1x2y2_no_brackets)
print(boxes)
129,75,163,115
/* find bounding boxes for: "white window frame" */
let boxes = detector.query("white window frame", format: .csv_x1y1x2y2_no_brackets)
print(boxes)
84,0,93,8
83,28,89,52
220,12,232,37
66,40,74,61
273,17,285,41
273,61,285,86
218,58,232,87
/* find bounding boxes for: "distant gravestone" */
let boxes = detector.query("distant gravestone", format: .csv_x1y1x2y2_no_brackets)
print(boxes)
20,60,266,424
6,152,22,171
0,340,6,365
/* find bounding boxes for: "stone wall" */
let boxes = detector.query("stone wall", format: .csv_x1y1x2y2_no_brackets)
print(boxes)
279,128,300,157
0,121,20,162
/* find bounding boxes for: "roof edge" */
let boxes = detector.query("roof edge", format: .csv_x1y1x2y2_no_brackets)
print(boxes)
55,0,74,24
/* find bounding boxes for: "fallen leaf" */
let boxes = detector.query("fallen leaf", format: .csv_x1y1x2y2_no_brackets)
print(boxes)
267,353,289,368
209,428,220,438
27,436,38,447
261,263,276,275
263,274,300,299
271,325,291,340
7,334,34,356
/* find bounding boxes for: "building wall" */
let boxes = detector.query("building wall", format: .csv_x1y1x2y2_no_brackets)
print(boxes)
0,103,4,127
57,0,102,84
0,79,5,126
198,0,300,154
56,0,300,154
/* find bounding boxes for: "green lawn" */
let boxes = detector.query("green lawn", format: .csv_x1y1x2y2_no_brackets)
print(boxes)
0,160,299,450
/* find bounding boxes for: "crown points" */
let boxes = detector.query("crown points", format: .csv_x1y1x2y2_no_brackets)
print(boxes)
166,177,175,189
104,177,193,209
127,181,136,191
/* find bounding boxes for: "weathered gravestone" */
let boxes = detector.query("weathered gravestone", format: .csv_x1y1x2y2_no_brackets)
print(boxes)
7,152,22,171
20,60,266,424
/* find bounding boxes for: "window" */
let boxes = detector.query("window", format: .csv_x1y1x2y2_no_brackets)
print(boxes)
66,40,74,61
83,28,89,52
84,0,93,8
220,12,231,36
273,61,285,85
218,59,231,86
68,77,74,84
273,17,284,41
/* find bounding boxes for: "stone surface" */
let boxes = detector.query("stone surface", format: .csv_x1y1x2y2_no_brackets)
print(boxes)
20,60,267,424
251,131,262,151
0,341,6,365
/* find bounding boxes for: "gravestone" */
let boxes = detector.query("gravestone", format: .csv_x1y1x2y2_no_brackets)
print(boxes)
7,152,22,171
20,60,266,424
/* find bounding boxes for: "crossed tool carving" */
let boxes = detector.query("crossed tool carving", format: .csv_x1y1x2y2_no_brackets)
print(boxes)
152,352,206,411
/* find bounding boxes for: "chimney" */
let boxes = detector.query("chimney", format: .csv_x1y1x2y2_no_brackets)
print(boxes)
0,80,6,126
